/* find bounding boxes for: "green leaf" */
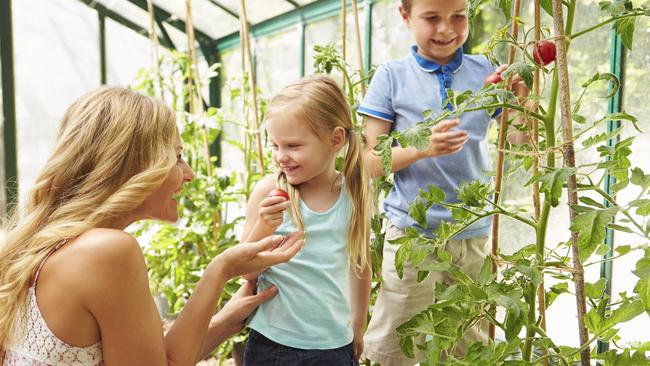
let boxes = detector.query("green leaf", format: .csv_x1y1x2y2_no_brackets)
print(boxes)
607,223,634,233
630,198,650,216
570,207,619,262
408,197,429,227
579,196,606,209
546,282,570,307
477,256,493,285
499,0,512,22
394,240,412,280
614,17,636,50
540,0,553,16
585,278,607,299
537,168,576,207
615,245,632,256
425,185,446,204
503,62,534,90
375,135,394,176
394,122,432,151
630,167,650,190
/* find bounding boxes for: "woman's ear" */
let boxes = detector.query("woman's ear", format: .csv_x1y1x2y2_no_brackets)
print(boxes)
330,126,347,152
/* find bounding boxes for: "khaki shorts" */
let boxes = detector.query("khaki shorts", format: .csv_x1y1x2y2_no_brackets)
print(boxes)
362,223,490,366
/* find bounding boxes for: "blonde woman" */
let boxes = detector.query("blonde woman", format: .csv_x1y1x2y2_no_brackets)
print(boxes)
0,87,304,366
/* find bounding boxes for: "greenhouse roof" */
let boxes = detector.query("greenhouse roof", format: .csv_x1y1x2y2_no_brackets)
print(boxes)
79,0,332,51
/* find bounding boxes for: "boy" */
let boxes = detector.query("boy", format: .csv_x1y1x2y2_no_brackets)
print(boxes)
360,0,529,365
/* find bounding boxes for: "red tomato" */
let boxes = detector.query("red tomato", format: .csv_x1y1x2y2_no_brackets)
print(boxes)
484,72,504,85
269,188,289,200
533,40,557,66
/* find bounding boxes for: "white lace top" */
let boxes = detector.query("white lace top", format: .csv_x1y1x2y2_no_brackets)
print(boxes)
3,245,104,366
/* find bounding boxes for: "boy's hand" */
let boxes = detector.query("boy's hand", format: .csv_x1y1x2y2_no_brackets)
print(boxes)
495,65,530,98
257,192,291,233
417,118,468,159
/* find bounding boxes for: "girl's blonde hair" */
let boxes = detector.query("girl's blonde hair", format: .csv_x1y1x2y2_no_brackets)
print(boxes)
0,87,178,353
268,75,372,274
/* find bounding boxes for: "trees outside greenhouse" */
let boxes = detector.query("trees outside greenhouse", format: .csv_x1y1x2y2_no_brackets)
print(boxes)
1,0,649,364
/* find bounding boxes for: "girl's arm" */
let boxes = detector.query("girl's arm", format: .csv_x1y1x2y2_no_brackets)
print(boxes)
240,176,291,280
86,229,303,365
349,254,372,359
363,117,468,178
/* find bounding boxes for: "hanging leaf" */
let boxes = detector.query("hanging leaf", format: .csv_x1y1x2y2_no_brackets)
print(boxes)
540,0,554,17
535,167,576,207
614,17,636,50
499,0,513,22
502,62,535,90
570,207,619,262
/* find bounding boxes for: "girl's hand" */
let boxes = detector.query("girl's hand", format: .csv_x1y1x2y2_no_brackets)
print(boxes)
211,231,304,281
417,118,468,159
257,194,292,233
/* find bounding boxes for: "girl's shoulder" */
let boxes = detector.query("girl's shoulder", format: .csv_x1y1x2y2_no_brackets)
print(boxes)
252,175,279,195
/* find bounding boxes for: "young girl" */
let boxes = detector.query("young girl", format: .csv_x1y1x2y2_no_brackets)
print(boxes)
0,87,304,365
240,75,373,365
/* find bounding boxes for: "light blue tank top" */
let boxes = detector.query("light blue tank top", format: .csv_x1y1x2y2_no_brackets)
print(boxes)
248,183,353,349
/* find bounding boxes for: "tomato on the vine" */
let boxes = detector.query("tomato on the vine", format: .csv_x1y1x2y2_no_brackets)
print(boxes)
533,40,557,66
269,188,289,200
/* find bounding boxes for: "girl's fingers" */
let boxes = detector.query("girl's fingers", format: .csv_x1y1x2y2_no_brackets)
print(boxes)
260,196,290,207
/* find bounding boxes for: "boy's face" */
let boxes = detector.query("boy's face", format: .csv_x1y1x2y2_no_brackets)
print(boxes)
400,0,469,65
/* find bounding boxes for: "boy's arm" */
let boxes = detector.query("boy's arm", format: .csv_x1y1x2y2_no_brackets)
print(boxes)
363,116,469,178
493,65,532,145
349,260,372,359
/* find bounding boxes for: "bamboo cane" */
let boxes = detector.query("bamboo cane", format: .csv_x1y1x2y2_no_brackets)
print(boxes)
146,0,162,97
238,0,266,176
551,1,589,365
533,2,547,365
489,0,523,341
341,0,347,90
351,0,366,96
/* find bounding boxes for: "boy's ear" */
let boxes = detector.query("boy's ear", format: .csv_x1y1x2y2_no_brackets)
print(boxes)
398,5,411,26
330,126,346,152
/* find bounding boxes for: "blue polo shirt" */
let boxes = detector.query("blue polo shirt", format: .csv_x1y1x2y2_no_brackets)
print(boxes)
359,46,497,239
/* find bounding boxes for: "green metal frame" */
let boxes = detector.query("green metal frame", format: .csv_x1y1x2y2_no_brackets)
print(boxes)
597,30,625,356
216,0,367,52
1,0,18,214
99,12,107,84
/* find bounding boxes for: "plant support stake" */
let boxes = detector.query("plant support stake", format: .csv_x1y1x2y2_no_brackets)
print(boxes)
551,0,590,365
489,0,522,342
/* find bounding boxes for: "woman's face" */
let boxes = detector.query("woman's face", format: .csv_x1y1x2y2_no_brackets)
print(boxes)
138,133,194,222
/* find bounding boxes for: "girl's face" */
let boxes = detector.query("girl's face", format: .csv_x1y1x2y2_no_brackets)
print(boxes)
266,109,343,187
138,132,194,222
400,0,469,65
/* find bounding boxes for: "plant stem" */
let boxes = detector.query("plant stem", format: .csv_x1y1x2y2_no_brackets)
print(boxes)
570,11,645,40
464,103,547,123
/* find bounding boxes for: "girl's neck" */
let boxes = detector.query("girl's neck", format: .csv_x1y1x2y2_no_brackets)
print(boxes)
299,168,341,193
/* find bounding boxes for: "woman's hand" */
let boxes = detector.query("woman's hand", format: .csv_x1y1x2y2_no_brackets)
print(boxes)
215,279,278,337
211,231,304,281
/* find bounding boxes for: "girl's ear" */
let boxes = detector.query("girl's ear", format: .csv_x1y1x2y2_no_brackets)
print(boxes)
330,126,347,152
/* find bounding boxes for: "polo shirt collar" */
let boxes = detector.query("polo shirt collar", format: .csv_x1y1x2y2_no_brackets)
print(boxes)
410,45,464,74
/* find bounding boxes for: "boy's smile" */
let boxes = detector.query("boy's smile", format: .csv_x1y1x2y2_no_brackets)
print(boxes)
400,0,469,65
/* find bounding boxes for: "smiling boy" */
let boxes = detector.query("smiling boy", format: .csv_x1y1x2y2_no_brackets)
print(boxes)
360,0,528,365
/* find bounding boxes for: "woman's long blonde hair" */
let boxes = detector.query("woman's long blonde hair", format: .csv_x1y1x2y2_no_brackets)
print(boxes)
269,75,372,274
0,87,178,353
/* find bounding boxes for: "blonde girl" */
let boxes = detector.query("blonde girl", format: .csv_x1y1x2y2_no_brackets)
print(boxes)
0,86,303,366
240,75,373,366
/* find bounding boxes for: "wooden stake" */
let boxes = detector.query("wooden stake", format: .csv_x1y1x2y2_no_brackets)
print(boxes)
551,1,590,364
239,0,266,176
489,0,523,341
351,0,366,96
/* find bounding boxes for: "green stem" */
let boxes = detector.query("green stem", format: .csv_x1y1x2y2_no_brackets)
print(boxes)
570,11,645,40
464,102,547,123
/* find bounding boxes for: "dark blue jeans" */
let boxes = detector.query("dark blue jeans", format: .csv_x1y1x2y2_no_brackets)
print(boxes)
243,330,359,366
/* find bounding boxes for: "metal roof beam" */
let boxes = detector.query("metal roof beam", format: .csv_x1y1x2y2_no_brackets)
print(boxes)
77,0,173,48
125,0,217,46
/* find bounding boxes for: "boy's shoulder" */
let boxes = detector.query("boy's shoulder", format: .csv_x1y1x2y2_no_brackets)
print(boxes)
461,53,494,70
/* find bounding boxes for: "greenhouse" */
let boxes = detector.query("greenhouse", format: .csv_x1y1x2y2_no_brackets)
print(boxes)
0,0,649,365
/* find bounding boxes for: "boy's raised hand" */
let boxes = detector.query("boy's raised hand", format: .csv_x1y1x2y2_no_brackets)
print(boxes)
417,118,468,158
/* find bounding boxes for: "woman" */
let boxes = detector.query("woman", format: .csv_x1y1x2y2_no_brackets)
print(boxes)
0,86,304,365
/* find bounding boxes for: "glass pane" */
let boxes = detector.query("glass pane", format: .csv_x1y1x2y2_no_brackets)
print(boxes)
370,0,411,65
13,0,100,200
255,27,301,95
217,0,294,24
153,0,238,39
106,18,158,86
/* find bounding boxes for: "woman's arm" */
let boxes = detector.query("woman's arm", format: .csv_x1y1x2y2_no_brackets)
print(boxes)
86,229,303,365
